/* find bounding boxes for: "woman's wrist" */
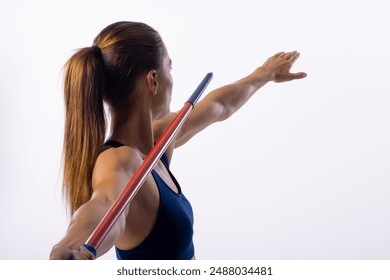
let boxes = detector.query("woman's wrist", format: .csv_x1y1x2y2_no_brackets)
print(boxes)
253,66,275,83
243,66,274,90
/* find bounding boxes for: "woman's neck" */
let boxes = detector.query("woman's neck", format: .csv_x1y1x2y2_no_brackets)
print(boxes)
108,101,155,156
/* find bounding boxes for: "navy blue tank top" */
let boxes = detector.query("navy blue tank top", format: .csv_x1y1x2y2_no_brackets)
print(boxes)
102,140,195,260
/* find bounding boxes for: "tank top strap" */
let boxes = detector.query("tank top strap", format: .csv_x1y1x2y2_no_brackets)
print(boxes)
103,140,124,148
159,153,170,169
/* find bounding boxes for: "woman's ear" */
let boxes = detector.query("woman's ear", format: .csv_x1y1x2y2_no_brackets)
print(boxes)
146,70,158,95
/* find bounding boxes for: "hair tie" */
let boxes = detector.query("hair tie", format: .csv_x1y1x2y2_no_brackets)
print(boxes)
92,45,102,59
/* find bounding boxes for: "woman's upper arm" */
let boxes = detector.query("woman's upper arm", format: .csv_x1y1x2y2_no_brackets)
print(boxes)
175,95,225,147
92,147,142,216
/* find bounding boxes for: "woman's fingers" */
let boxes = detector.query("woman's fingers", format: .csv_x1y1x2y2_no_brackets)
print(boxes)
288,51,299,62
72,246,95,260
50,245,73,260
80,245,95,259
274,71,307,83
291,72,307,79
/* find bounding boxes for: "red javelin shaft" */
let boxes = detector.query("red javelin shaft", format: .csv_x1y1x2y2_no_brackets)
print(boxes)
83,72,213,255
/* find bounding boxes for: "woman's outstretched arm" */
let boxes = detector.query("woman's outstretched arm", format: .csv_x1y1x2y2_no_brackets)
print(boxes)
154,51,307,148
49,148,142,259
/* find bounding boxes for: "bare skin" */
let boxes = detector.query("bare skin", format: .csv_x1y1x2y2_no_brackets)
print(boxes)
50,48,306,260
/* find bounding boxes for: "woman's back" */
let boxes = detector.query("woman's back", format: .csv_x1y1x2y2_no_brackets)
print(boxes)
93,140,195,259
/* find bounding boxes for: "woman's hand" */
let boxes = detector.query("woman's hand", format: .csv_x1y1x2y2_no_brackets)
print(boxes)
261,51,307,83
50,244,95,260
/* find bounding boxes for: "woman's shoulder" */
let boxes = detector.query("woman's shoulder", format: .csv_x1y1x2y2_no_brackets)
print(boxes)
92,145,144,185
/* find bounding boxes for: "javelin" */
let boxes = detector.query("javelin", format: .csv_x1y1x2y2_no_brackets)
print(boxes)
81,72,213,257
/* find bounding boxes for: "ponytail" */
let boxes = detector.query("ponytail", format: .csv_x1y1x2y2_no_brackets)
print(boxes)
61,21,164,215
62,46,106,215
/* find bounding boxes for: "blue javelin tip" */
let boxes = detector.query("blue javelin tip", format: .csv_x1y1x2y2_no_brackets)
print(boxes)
187,72,213,105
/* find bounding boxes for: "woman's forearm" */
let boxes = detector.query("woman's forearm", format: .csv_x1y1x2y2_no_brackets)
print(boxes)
51,198,125,258
207,67,273,121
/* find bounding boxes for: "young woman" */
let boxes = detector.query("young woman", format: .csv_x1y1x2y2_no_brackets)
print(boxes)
49,21,306,260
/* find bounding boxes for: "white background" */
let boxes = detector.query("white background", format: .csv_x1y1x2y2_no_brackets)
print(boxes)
0,0,389,260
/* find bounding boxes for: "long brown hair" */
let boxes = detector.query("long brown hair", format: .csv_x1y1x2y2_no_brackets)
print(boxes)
63,22,163,215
